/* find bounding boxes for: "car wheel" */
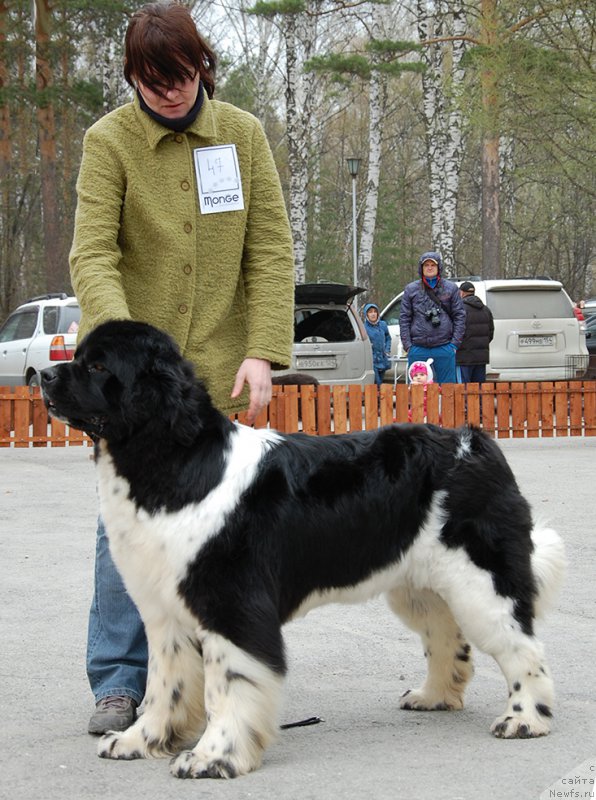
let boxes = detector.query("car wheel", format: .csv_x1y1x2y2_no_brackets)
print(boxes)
27,373,40,388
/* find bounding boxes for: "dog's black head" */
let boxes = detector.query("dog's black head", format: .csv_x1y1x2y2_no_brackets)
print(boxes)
41,320,217,445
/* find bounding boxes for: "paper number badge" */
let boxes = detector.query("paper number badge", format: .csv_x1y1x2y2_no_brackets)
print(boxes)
193,144,245,214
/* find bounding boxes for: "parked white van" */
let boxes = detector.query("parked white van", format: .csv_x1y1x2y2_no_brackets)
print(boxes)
380,278,589,382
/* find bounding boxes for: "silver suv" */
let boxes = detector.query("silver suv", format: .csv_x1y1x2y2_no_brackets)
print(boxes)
273,283,374,385
0,294,80,387
381,278,589,382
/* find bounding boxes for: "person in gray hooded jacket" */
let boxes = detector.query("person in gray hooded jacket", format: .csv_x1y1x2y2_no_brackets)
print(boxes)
399,251,466,384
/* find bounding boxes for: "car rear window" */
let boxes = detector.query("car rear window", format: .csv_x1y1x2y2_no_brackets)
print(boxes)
294,309,356,342
486,289,573,320
57,304,81,334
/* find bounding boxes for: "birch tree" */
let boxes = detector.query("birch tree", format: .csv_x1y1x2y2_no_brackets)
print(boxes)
416,0,466,277
251,0,327,283
283,11,314,282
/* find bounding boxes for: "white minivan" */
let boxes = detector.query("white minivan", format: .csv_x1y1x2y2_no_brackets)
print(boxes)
380,278,589,382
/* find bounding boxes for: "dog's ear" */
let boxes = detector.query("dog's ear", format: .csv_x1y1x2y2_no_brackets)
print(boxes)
138,354,211,446
164,359,210,446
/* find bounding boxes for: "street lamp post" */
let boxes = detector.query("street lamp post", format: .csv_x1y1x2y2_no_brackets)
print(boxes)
346,158,361,293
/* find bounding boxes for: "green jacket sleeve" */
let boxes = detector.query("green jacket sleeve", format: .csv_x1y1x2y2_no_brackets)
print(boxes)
69,125,132,336
241,120,295,370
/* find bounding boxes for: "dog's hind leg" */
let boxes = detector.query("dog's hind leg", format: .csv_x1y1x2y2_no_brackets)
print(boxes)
438,574,555,738
387,587,473,711
98,621,205,760
169,631,284,779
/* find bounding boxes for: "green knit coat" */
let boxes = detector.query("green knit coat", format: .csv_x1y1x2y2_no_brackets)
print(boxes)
70,93,295,414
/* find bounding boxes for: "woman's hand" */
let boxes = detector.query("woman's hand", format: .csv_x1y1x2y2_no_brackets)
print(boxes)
231,357,272,424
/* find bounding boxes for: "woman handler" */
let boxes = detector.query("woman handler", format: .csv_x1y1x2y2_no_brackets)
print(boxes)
70,1,295,734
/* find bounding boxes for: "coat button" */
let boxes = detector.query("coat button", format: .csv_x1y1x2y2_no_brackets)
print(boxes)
178,304,188,314
175,135,183,143
184,222,192,233
183,264,192,275
181,180,190,191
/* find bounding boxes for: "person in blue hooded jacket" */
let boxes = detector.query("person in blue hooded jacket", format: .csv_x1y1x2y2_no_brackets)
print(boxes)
363,302,391,384
399,251,466,384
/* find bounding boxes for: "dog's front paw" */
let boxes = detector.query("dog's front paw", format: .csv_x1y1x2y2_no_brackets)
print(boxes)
169,750,239,779
98,731,145,760
399,688,464,711
491,710,551,739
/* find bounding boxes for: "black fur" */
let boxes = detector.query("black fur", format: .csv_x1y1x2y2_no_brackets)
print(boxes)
40,320,563,775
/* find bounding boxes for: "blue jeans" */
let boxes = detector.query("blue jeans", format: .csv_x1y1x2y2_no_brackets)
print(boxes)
87,518,147,704
408,343,457,385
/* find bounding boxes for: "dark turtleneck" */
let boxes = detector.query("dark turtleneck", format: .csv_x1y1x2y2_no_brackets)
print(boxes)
137,81,204,133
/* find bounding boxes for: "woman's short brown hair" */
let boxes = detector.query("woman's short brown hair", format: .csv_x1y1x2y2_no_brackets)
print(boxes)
124,2,216,99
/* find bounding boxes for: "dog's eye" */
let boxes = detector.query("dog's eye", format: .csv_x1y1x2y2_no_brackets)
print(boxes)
88,363,107,374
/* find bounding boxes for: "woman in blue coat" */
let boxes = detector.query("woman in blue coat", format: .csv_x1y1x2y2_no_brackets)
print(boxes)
363,303,392,384
399,251,466,384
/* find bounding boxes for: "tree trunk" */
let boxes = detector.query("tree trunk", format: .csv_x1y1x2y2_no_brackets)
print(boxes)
0,0,12,309
480,0,501,278
358,67,386,295
35,0,64,292
482,134,500,278
416,0,466,277
283,9,317,284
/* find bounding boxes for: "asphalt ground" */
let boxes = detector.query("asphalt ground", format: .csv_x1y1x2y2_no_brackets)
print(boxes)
1,437,595,800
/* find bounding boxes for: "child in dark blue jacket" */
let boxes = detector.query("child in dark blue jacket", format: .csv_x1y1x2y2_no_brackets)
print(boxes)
363,303,391,385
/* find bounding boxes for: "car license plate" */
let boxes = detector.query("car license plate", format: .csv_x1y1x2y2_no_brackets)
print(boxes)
519,335,555,347
296,356,337,369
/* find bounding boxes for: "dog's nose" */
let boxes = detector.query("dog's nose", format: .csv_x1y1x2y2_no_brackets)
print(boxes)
40,366,59,386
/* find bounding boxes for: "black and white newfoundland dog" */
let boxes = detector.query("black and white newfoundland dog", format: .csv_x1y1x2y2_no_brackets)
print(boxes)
41,320,566,780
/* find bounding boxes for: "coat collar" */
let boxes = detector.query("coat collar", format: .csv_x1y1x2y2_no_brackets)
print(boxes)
133,92,218,150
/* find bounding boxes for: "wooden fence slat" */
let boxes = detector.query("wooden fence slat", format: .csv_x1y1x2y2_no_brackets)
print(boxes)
554,383,569,437
465,383,481,427
268,390,282,431
409,384,425,424
300,385,317,435
394,384,409,423
50,417,67,446
441,384,456,428
348,384,363,432
379,384,393,426
525,382,541,438
0,386,13,447
481,383,496,433
284,385,299,433
496,383,511,439
425,383,441,425
569,381,583,436
332,386,348,434
32,392,49,447
13,387,31,448
254,406,268,429
453,383,466,427
363,385,378,430
584,382,596,436
541,382,554,437
316,385,332,435
511,382,526,438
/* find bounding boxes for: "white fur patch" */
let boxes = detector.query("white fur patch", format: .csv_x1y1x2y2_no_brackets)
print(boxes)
95,425,282,622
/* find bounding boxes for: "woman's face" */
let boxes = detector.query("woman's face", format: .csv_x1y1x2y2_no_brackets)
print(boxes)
136,71,200,119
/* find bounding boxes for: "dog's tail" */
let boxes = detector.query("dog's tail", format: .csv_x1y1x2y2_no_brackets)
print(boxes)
531,527,567,617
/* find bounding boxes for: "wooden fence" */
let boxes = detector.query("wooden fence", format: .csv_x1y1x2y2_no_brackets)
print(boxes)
2,381,595,447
